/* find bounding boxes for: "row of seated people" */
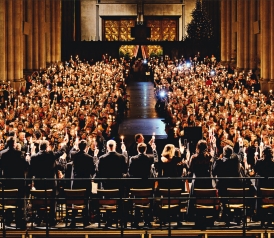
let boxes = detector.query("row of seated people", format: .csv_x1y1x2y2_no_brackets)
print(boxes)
1,138,274,229
1,176,273,229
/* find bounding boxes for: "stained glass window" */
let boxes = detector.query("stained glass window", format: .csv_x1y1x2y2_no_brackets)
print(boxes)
146,18,178,41
103,17,178,41
103,18,135,41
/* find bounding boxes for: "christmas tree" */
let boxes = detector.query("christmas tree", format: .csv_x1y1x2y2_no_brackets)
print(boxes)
186,0,214,41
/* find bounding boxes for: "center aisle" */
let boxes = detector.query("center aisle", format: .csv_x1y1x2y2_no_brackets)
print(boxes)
118,81,167,147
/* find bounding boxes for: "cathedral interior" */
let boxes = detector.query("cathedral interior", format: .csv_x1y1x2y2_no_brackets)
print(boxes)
1,0,274,237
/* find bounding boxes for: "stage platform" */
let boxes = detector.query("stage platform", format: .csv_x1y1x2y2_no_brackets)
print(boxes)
2,228,274,238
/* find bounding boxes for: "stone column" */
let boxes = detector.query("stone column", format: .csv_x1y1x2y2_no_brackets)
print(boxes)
0,0,6,81
33,0,39,69
38,0,46,68
220,0,227,62
268,0,274,90
14,0,23,80
226,0,231,63
51,0,56,63
249,0,256,70
95,4,99,41
243,0,249,70
7,0,14,81
236,0,244,70
260,0,270,93
231,0,237,64
45,0,51,64
19,0,23,79
55,0,61,62
26,0,33,70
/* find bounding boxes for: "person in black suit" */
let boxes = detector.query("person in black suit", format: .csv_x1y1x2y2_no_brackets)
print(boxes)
0,137,29,228
97,139,128,189
128,142,158,188
29,140,67,226
213,145,254,225
30,140,66,190
97,139,127,228
254,147,274,225
71,140,97,192
128,133,153,158
128,142,158,228
213,145,244,196
70,139,98,227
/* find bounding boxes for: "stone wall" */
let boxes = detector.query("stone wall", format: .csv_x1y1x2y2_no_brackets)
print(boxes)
80,0,197,42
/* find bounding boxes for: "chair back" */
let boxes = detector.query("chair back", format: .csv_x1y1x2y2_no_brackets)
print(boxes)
97,189,120,206
159,188,182,206
64,189,87,205
260,188,274,205
226,188,250,205
130,188,153,205
30,189,53,206
194,188,219,206
0,189,18,206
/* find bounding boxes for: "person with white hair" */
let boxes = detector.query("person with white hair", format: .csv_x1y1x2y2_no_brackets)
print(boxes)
97,139,128,190
96,139,128,228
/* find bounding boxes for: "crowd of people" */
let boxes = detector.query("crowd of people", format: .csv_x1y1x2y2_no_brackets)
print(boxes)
0,56,130,228
0,54,274,229
153,55,269,167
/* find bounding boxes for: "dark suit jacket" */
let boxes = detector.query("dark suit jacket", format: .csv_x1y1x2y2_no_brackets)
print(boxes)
71,150,95,194
97,151,127,189
213,155,243,196
128,153,155,188
128,142,152,158
255,158,274,189
30,149,65,190
0,147,28,190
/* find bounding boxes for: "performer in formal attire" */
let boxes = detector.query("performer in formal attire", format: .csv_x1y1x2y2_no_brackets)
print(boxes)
128,142,158,228
97,139,128,189
128,133,153,158
69,139,98,227
0,137,29,228
96,139,127,228
254,147,274,225
158,144,186,189
128,142,158,188
29,140,67,225
188,140,213,190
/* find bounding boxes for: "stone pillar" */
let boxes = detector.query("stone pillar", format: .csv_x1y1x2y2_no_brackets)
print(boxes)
26,0,33,70
20,0,23,79
45,0,51,64
226,0,231,62
7,0,14,81
236,0,244,70
38,0,46,68
243,0,249,70
55,0,61,62
51,0,56,63
220,0,227,62
268,0,274,90
249,0,256,70
182,1,185,40
14,0,23,80
0,0,6,81
95,4,99,41
33,0,39,69
260,0,270,93
231,0,237,64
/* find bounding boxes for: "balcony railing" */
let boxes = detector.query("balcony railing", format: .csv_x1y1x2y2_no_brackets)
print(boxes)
0,177,274,238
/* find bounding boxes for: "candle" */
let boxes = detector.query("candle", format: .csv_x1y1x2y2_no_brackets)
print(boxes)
121,135,124,143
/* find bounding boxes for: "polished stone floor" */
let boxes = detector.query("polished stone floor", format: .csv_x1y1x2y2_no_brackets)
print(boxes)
119,80,167,147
